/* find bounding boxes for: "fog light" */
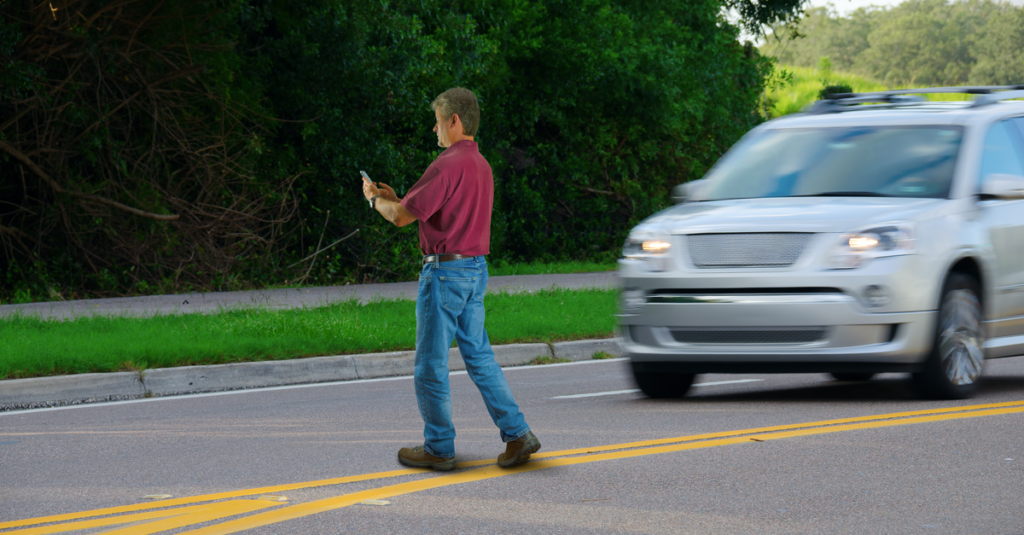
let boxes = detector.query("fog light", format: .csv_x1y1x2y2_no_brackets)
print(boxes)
863,285,891,308
621,289,646,312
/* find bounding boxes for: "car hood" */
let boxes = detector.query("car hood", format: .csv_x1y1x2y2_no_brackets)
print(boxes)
639,197,947,234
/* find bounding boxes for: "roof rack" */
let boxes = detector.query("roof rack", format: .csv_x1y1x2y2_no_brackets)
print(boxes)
803,85,1024,115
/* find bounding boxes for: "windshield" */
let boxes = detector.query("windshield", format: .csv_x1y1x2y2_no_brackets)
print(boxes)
701,126,963,201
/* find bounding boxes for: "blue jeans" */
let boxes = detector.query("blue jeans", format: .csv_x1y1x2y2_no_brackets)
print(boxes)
415,255,530,458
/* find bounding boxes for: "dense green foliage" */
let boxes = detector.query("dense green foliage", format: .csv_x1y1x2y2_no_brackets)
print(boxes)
0,288,616,379
763,0,1024,87
256,0,774,283
1,0,786,301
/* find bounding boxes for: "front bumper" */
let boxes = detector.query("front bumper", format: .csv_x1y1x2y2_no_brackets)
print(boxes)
617,240,944,374
618,291,936,373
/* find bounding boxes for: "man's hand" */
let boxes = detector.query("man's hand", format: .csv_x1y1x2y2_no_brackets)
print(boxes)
362,175,380,201
360,173,417,227
378,182,400,203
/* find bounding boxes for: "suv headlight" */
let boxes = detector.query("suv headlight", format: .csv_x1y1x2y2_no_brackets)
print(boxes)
829,224,916,269
623,230,673,271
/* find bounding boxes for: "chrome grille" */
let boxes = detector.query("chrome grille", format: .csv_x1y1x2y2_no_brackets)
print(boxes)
687,233,813,268
670,327,828,345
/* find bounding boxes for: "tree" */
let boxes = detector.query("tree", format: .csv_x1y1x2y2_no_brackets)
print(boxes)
764,6,881,73
855,0,993,87
252,0,775,279
969,3,1024,85
762,0,1010,88
1,0,783,298
0,0,298,299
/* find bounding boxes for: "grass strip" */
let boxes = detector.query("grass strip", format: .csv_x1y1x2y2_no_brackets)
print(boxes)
767,64,975,117
486,260,616,277
0,288,617,380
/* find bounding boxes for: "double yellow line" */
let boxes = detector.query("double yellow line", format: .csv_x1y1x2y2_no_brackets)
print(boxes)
5,400,1024,534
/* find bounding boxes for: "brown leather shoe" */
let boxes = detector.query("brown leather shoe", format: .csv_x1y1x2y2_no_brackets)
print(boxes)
497,430,541,468
398,446,456,471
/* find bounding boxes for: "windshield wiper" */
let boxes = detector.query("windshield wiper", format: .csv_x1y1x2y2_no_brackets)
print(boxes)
790,191,893,197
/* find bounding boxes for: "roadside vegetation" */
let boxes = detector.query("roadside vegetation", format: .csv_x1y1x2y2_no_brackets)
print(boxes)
1,0,800,303
762,0,1024,88
485,260,615,277
760,0,1024,117
0,259,616,305
0,288,617,380
766,63,973,117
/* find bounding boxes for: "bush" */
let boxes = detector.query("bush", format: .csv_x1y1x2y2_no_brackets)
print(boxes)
253,0,774,283
819,84,854,99
1,0,782,299
0,0,296,299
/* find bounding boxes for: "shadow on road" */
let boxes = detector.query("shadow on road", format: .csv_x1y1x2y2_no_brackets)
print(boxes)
636,375,1024,403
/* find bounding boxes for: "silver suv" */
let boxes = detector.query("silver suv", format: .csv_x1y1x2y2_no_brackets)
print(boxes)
618,87,1024,400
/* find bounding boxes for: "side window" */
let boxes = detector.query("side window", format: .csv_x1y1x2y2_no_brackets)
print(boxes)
979,121,1024,188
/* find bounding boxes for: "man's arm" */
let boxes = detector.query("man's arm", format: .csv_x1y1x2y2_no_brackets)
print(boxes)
362,175,417,227
375,197,417,227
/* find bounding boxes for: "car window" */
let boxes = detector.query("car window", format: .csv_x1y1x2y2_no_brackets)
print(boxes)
979,120,1024,189
700,126,962,201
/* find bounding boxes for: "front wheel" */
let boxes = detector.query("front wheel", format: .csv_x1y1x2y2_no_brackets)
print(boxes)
630,361,695,398
913,273,984,400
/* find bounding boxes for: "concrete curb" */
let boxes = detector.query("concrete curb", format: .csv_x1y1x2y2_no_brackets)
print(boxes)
0,372,145,407
0,338,623,410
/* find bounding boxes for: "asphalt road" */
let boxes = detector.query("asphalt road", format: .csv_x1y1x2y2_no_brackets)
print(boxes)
2,358,1024,534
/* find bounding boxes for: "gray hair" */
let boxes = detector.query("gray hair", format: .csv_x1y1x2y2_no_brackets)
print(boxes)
431,87,480,137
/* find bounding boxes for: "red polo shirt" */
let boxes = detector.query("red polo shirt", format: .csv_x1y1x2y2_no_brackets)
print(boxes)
400,140,493,256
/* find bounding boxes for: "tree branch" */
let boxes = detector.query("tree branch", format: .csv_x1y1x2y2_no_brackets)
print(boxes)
577,185,616,196
285,229,360,269
68,64,206,147
0,223,31,240
0,140,180,221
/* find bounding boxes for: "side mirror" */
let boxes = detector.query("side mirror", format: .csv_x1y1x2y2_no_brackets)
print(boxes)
671,179,707,204
981,174,1024,199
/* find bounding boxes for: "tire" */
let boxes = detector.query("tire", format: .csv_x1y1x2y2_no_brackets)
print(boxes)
630,361,696,398
913,272,984,400
829,372,875,382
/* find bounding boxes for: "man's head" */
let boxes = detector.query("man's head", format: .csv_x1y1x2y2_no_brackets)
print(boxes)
431,87,479,148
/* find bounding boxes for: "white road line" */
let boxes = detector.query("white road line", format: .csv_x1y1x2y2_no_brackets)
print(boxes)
550,379,764,399
0,357,631,416
551,389,641,399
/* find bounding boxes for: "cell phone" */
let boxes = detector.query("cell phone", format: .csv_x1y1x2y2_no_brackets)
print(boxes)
359,170,371,182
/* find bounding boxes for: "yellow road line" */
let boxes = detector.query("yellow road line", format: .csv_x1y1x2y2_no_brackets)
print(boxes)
0,469,427,530
5,399,1024,530
526,398,1024,459
3,500,281,535
91,500,282,535
178,404,1024,535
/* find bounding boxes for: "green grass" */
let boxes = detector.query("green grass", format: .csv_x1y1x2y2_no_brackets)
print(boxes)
768,65,975,117
0,288,617,380
486,259,616,277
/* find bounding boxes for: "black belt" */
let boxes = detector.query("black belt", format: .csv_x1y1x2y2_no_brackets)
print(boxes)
422,254,474,265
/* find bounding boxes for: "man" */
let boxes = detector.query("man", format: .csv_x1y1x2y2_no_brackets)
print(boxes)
360,87,540,471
